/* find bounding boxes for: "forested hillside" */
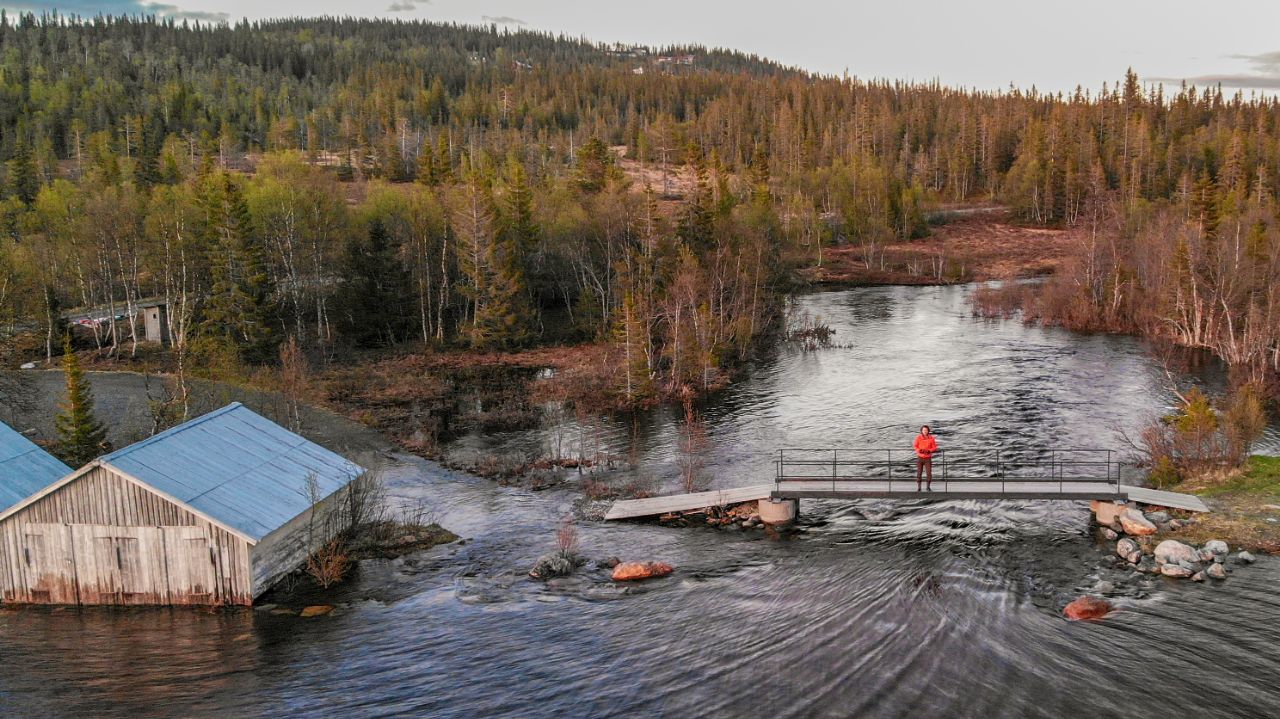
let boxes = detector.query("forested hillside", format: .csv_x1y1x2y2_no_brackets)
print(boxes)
1,14,1279,407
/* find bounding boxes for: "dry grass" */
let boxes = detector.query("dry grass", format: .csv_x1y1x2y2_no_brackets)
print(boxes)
804,208,1073,286
1164,456,1280,553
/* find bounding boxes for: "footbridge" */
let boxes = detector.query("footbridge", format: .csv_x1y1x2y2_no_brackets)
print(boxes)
604,448,1208,521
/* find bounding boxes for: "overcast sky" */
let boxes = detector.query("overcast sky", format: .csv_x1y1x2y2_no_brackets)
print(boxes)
6,0,1280,94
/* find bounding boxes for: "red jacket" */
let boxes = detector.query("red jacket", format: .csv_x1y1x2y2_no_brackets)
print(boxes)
914,433,938,459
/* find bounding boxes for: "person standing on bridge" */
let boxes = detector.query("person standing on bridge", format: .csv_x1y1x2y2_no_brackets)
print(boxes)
914,425,938,492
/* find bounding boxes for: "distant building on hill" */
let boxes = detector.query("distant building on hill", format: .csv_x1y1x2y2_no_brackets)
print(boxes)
0,403,366,606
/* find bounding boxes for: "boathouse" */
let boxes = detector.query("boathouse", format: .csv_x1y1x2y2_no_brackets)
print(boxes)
0,403,365,606
0,421,71,514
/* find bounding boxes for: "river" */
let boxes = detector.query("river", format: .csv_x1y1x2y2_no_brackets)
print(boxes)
2,284,1279,718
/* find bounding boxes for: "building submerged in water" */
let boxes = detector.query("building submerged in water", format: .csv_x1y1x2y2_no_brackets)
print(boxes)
0,403,365,606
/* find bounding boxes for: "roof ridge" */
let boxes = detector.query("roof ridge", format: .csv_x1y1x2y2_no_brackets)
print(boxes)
101,402,245,461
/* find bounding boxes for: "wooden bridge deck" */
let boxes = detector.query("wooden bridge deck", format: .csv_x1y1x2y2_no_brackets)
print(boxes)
603,481,1208,519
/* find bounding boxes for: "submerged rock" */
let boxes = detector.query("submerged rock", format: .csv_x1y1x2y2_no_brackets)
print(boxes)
1119,509,1158,536
1064,596,1112,621
1207,563,1227,580
300,605,334,617
611,561,675,581
1160,564,1194,578
1234,551,1257,565
529,551,584,580
1154,539,1199,566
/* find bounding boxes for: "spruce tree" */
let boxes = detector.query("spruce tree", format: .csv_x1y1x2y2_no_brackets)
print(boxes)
200,173,277,363
337,219,411,347
54,335,110,467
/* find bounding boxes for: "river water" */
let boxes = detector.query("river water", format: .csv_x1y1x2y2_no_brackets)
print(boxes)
3,285,1279,718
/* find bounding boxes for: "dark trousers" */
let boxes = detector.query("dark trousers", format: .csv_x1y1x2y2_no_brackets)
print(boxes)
916,457,933,485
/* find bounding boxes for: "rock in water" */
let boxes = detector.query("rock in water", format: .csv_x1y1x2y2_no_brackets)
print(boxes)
1207,563,1227,580
1119,509,1158,536
611,561,675,581
1204,540,1229,556
1145,510,1171,524
1116,538,1141,560
1160,564,1194,578
1234,551,1256,565
529,551,582,580
1191,572,1205,582
300,605,333,617
1101,528,1119,541
1154,539,1199,566
1064,596,1112,621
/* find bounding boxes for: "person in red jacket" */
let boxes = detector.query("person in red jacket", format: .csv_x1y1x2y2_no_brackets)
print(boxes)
913,425,938,491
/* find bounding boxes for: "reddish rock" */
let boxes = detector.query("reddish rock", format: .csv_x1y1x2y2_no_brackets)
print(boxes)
611,561,675,581
299,605,334,617
1063,596,1113,621
1119,509,1158,536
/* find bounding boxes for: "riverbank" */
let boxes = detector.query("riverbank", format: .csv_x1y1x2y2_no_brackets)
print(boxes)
1165,456,1280,553
801,206,1073,286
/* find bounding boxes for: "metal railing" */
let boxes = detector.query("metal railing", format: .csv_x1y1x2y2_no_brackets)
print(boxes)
774,447,1122,497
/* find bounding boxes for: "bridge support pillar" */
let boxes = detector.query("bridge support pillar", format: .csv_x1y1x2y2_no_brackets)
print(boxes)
758,498,798,526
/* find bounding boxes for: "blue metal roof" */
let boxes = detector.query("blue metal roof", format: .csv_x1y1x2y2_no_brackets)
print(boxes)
101,403,366,541
0,421,71,513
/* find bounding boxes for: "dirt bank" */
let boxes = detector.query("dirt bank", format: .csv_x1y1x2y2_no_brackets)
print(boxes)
801,207,1072,286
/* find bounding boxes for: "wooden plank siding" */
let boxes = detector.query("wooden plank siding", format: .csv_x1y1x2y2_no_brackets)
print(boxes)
250,484,350,598
0,466,253,606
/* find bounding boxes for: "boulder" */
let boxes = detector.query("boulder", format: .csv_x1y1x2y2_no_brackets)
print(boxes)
1191,572,1205,582
1144,510,1171,524
612,561,675,581
1124,550,1142,564
1207,563,1227,580
1204,540,1229,556
1198,549,1215,562
1091,500,1128,527
1160,564,1194,578
1234,551,1256,565
1154,540,1199,566
1119,509,1158,536
1116,538,1141,559
300,605,334,617
1063,596,1112,621
1100,528,1119,541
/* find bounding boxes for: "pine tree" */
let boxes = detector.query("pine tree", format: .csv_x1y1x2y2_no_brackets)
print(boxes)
54,335,110,467
576,137,612,193
471,235,534,350
337,219,411,347
5,141,40,205
503,156,539,256
200,173,277,363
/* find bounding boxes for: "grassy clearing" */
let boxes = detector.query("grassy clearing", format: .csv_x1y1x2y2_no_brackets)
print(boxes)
1168,456,1280,553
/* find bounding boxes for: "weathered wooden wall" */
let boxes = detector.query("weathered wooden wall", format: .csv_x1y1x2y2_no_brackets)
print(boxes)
250,484,351,598
0,466,253,605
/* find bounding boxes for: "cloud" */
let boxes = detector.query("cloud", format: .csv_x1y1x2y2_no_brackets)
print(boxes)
481,15,525,25
2,0,229,21
1150,50,1280,90
386,0,416,11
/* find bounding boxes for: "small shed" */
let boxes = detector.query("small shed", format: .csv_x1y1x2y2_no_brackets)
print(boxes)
0,421,72,514
0,403,365,606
